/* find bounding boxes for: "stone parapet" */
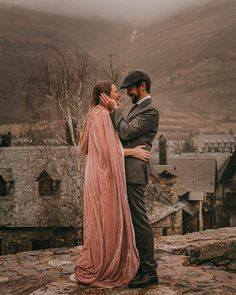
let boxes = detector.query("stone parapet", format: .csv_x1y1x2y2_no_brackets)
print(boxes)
0,227,236,294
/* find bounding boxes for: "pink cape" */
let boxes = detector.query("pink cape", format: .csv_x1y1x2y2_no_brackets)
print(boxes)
75,105,140,288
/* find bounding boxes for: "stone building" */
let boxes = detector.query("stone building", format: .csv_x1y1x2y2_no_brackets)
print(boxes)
0,146,84,255
193,134,235,153
167,156,217,231
146,135,199,237
218,150,236,226
151,141,221,233
146,166,185,238
178,189,199,234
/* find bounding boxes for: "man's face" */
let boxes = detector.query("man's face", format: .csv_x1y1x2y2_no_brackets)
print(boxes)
127,86,141,104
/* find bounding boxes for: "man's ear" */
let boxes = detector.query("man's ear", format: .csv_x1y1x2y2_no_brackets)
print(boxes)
140,82,146,91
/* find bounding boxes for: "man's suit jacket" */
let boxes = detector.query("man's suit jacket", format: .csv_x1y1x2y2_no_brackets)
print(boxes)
110,98,159,185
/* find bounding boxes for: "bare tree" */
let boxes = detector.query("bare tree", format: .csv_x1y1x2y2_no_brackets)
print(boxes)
24,49,127,144
24,47,95,146
102,52,127,86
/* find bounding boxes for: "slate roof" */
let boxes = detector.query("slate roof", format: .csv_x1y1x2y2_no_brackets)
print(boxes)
169,157,216,200
150,165,177,177
151,152,230,172
152,155,217,200
147,166,187,223
147,201,185,224
181,199,199,217
219,150,236,183
35,167,61,181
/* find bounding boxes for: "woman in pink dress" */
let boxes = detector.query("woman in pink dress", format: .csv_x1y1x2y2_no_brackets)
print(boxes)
70,81,151,288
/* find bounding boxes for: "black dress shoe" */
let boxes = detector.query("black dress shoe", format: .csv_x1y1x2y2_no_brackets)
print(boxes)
130,272,142,283
128,273,158,288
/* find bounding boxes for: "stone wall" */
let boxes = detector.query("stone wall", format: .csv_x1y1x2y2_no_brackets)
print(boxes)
214,198,230,228
0,227,78,255
146,170,184,238
152,208,183,237
158,174,179,205
157,227,236,273
215,183,230,227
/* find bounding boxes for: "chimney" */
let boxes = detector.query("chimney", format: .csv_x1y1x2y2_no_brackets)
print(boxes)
0,132,12,147
159,134,167,165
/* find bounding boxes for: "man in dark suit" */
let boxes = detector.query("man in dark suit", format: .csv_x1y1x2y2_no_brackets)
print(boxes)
100,69,159,288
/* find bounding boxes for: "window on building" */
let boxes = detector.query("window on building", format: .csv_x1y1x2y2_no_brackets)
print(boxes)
0,169,14,197
0,239,2,255
204,193,216,208
31,239,50,250
162,227,168,236
36,170,60,196
225,192,236,206
0,176,6,197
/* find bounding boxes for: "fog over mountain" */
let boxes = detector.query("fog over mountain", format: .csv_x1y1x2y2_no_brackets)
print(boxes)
0,0,235,139
0,0,211,25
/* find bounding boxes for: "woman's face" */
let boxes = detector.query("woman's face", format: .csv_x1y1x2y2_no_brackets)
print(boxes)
109,84,121,103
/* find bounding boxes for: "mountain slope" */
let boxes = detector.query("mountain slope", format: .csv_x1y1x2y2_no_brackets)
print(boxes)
130,0,236,119
0,3,132,124
0,1,236,140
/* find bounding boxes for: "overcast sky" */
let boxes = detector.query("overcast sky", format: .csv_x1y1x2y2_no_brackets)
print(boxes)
0,0,211,24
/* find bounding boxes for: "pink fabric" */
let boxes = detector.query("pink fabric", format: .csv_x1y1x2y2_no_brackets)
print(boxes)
75,105,140,288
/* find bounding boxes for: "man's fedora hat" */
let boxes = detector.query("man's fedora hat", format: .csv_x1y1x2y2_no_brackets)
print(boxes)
120,69,151,89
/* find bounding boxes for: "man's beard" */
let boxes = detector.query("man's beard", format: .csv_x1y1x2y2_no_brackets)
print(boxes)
130,90,140,104
131,94,139,104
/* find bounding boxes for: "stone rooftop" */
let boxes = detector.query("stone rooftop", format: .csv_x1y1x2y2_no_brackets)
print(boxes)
0,227,236,295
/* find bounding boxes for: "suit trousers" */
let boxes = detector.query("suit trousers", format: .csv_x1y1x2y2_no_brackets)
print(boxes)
127,183,157,275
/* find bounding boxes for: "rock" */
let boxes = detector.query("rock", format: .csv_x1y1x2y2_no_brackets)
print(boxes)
227,261,236,271
37,265,51,271
216,259,231,266
141,287,178,295
190,257,199,264
0,276,9,283
155,248,171,258
50,248,70,255
46,271,60,281
69,246,83,253
198,242,226,261
227,241,236,259
61,265,75,275
16,251,42,257
48,260,72,268
15,266,39,277
174,279,195,288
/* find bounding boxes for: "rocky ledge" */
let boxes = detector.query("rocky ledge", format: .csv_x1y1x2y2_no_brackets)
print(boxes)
0,227,236,295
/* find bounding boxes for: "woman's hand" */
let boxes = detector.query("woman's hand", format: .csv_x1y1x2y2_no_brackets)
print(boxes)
132,145,151,162
100,93,118,112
